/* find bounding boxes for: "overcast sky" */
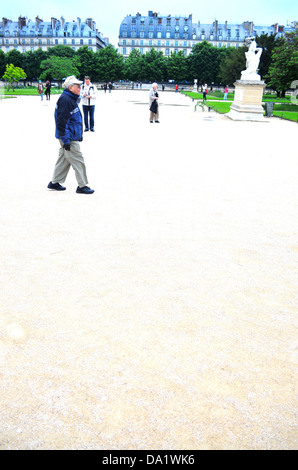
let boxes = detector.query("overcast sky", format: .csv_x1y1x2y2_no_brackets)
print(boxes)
2,0,297,46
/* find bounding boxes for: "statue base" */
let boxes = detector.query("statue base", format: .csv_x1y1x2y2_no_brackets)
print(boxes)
227,80,267,122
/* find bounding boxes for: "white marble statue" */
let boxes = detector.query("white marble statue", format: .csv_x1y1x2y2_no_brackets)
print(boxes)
241,38,263,81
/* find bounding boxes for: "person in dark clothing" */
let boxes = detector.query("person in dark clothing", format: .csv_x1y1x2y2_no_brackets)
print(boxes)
45,81,51,100
47,75,95,194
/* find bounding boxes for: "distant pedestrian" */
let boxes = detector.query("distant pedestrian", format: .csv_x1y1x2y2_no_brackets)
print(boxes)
175,84,178,93
47,75,94,195
108,82,113,93
81,76,97,132
103,82,107,93
202,83,208,100
45,80,51,100
149,82,159,123
37,80,44,101
224,86,228,100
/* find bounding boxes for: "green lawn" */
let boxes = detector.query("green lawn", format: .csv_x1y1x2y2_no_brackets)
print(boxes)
272,111,298,122
2,87,62,95
183,90,293,103
183,91,298,122
205,101,232,113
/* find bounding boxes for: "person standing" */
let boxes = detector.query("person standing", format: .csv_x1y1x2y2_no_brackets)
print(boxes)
47,75,94,195
45,80,51,100
37,80,44,101
149,82,160,123
202,83,208,100
224,86,228,100
81,76,97,132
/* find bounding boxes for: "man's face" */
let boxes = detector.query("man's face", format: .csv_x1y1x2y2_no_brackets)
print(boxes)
85,79,90,86
69,84,81,96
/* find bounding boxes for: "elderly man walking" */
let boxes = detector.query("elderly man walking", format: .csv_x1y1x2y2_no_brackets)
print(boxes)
47,75,95,194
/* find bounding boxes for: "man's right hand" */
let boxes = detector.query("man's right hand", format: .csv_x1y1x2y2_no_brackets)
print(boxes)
63,143,71,151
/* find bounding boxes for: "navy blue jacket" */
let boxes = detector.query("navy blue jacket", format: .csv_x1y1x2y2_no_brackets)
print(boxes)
55,89,83,145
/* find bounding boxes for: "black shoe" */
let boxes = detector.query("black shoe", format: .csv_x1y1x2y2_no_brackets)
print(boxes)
91,129,95,132
84,129,89,132
76,186,95,194
47,182,66,191
150,121,153,123
155,121,160,123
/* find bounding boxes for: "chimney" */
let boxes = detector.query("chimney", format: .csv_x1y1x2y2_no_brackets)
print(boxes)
51,17,58,30
18,16,26,29
77,17,81,29
35,15,42,30
2,17,10,28
86,18,96,31
61,16,65,28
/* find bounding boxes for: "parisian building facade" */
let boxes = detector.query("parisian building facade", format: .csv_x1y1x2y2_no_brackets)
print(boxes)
0,16,108,53
118,11,297,57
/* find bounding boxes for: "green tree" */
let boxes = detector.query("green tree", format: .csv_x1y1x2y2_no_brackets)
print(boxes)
124,49,144,81
76,46,95,79
2,63,27,90
218,45,247,86
94,44,124,81
23,49,49,81
187,41,222,85
255,33,278,80
47,45,76,58
0,50,6,78
39,56,80,82
166,51,188,82
5,49,24,68
266,29,298,97
141,48,167,82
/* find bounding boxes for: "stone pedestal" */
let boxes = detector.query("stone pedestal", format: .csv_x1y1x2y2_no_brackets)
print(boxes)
227,80,266,121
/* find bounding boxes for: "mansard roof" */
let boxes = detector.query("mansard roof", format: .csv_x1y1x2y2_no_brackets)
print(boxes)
0,17,98,37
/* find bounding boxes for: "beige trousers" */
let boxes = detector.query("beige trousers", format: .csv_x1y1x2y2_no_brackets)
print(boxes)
149,109,159,122
52,140,89,188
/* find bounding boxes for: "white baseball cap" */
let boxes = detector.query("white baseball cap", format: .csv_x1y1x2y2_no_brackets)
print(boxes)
63,75,83,88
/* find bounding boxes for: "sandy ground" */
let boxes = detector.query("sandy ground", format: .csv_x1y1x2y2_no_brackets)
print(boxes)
0,89,297,450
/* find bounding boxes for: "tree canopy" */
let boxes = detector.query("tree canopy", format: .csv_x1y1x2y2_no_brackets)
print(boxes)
1,29,297,93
